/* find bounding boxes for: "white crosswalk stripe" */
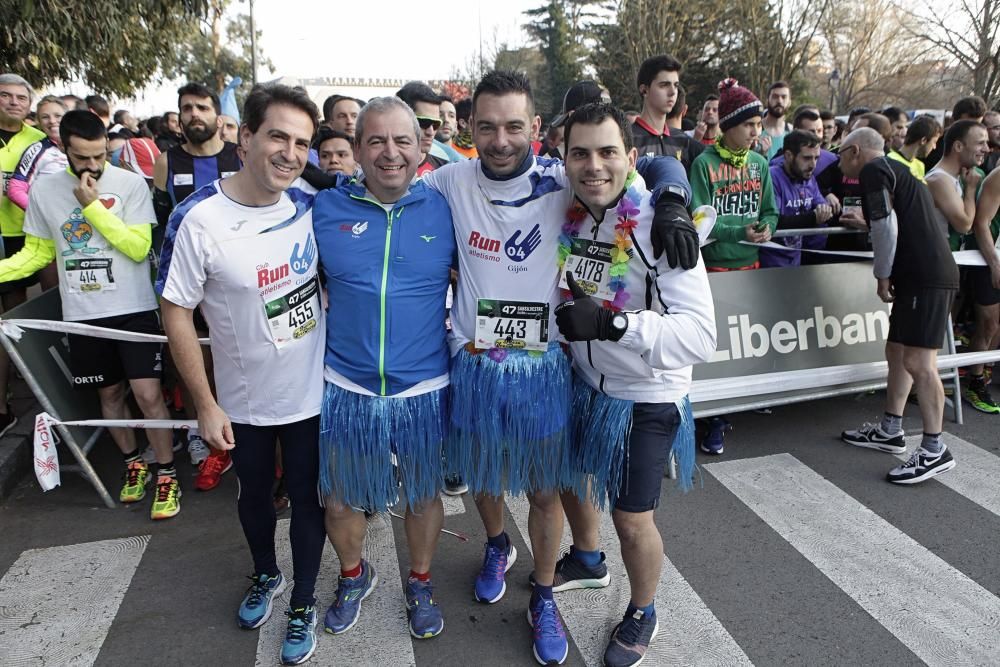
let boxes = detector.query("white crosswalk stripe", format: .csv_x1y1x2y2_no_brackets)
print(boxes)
505,495,752,666
254,516,415,666
0,535,149,666
706,453,1000,667
902,433,1000,517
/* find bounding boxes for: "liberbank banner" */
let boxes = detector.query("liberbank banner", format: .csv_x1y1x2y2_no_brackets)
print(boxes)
692,261,913,414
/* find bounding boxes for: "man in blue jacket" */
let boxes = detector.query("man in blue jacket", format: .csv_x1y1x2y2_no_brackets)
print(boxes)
312,97,456,641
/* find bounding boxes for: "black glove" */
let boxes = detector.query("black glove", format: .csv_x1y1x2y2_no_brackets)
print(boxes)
300,162,338,191
555,272,623,342
652,194,699,270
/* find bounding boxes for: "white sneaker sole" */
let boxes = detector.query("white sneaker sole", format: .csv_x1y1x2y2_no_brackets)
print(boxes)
281,629,316,665
552,573,611,592
525,608,568,665
239,575,288,629
888,459,957,485
408,616,444,639
474,544,517,603
841,437,906,455
325,572,378,635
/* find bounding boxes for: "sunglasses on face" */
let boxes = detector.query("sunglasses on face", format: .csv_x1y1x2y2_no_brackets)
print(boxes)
417,115,442,131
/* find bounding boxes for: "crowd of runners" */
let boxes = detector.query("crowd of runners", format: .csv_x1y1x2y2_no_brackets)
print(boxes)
0,51,995,666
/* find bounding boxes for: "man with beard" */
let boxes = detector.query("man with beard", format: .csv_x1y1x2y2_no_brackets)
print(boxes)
0,73,45,436
421,70,694,666
982,110,1000,174
759,81,792,159
690,94,720,146
759,130,832,267
437,95,457,145
882,107,909,154
0,110,179,518
152,82,241,481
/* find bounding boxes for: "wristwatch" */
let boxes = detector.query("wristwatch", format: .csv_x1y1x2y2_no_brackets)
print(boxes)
609,312,628,341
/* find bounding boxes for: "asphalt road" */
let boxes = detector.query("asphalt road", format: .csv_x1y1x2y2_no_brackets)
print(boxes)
1,391,998,666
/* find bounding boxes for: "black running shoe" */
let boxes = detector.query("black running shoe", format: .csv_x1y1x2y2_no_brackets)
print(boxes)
529,551,611,592
603,609,659,667
887,447,956,485
841,422,905,454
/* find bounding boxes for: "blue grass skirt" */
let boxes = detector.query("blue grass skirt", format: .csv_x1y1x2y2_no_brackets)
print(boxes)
567,375,695,509
319,382,446,512
446,343,571,496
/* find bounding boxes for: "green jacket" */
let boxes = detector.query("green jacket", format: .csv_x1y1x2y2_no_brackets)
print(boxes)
690,146,778,268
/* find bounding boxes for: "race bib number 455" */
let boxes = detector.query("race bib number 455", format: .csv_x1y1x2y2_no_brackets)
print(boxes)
264,279,320,348
475,299,549,352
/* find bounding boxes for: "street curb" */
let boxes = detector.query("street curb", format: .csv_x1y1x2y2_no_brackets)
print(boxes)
0,383,41,501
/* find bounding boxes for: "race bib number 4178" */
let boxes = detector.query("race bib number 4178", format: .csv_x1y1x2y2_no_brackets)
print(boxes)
475,299,549,352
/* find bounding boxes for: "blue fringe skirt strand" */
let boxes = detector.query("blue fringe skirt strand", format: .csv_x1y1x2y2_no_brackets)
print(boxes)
446,344,571,497
319,382,446,513
568,375,695,509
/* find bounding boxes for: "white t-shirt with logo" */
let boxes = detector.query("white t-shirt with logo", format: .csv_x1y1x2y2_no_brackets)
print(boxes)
423,157,573,354
23,165,158,321
157,180,324,426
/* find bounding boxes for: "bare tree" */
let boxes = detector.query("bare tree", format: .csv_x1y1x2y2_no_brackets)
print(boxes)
900,0,1000,105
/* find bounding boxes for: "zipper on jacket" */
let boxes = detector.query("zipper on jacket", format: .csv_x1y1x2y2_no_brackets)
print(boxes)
349,195,403,396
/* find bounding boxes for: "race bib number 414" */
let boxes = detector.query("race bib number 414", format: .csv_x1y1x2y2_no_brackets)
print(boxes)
475,299,549,352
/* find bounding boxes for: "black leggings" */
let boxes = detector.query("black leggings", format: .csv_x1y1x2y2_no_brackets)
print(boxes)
230,417,325,608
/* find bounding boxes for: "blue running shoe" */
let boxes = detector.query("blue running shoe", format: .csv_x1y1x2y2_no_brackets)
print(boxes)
526,596,568,665
237,572,286,629
700,417,730,455
280,606,317,665
324,560,378,634
474,540,517,603
405,577,444,639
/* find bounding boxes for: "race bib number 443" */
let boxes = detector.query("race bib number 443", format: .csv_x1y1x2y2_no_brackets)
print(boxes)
264,279,320,348
560,239,615,301
475,299,549,352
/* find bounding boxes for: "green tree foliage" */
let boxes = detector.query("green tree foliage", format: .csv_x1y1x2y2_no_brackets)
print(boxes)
592,0,829,116
0,0,207,97
524,0,602,117
164,0,273,100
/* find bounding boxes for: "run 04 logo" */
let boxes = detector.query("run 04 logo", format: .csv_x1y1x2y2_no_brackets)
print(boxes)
466,223,543,272
256,233,318,290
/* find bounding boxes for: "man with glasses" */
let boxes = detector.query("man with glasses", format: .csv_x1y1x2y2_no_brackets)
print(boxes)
397,82,449,176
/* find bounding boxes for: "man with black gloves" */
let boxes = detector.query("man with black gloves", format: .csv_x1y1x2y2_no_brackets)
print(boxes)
552,102,716,667
839,127,960,484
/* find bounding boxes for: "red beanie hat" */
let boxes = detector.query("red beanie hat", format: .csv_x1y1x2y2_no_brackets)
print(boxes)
717,78,762,131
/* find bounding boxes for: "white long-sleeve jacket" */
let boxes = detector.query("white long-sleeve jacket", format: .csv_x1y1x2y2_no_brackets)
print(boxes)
564,174,717,403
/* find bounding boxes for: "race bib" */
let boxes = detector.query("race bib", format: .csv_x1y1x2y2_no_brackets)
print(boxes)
560,239,615,300
475,299,549,352
263,279,320,348
65,257,116,293
843,196,863,219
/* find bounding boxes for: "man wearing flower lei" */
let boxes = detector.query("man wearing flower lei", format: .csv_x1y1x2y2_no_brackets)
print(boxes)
421,70,696,665
552,102,716,666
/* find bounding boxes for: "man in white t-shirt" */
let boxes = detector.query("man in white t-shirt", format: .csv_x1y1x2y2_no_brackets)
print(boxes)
0,110,179,519
157,84,325,666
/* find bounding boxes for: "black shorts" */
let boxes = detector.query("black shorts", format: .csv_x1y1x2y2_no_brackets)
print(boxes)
0,235,41,294
887,287,955,349
69,310,163,388
969,268,1000,307
613,402,681,513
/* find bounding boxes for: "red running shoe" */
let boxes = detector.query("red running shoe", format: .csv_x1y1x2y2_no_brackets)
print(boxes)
195,449,232,491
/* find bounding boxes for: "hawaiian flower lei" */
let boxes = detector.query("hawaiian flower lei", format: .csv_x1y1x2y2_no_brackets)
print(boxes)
557,186,639,311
